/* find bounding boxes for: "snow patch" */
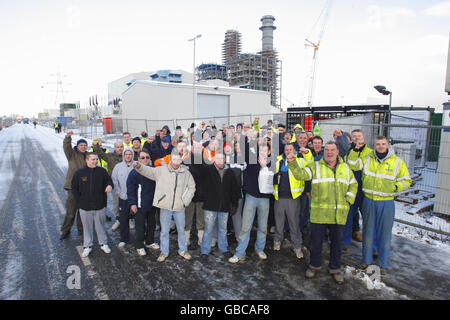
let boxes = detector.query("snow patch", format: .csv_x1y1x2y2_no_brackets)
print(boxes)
0,241,24,300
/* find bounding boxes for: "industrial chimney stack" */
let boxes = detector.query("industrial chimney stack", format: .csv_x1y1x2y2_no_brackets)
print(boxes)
260,15,276,52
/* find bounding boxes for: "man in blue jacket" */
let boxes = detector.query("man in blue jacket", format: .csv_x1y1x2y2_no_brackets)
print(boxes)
127,150,160,256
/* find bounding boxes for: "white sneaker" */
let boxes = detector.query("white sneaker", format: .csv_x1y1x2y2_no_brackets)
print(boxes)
82,247,92,257
179,251,192,260
294,248,304,259
100,244,111,254
228,255,245,264
256,251,267,260
211,238,217,247
112,220,120,231
117,242,126,248
137,248,146,256
273,241,281,251
129,219,135,230
145,243,160,250
157,253,168,263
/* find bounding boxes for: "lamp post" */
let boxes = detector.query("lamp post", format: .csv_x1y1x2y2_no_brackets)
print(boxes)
188,34,201,118
374,85,392,140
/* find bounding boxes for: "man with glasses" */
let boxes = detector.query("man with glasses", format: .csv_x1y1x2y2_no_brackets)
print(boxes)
127,150,159,256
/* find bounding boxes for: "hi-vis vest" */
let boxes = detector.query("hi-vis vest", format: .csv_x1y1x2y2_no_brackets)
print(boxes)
347,150,411,201
273,154,310,200
89,147,109,170
288,157,358,225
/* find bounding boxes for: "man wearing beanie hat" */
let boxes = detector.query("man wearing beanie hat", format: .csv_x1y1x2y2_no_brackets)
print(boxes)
60,131,88,240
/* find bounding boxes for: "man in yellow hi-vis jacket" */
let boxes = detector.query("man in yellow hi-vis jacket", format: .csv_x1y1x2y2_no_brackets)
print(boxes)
272,144,312,259
288,141,358,284
347,135,411,275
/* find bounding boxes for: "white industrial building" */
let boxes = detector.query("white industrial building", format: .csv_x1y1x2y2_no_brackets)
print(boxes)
120,79,272,135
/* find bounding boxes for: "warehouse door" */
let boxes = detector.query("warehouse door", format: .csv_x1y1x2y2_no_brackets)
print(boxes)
197,94,229,124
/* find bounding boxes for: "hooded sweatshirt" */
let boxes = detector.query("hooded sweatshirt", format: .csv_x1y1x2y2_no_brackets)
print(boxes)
111,147,135,200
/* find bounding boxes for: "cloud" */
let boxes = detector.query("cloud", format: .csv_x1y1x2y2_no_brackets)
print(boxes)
367,5,416,29
425,1,450,18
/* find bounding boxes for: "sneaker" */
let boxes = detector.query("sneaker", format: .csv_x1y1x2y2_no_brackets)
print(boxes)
305,267,317,279
145,243,160,250
256,251,267,260
228,255,246,264
136,248,146,256
100,244,111,254
273,241,281,251
82,247,92,257
117,242,126,248
111,220,120,231
294,248,304,259
352,231,363,242
157,253,168,263
129,219,135,230
332,271,345,284
178,251,192,260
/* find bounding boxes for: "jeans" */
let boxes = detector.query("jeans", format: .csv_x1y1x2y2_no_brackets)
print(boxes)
201,210,229,254
160,209,187,255
361,196,395,268
310,223,345,271
234,194,270,258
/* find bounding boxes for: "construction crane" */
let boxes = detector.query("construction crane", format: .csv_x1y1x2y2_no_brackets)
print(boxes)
305,0,332,107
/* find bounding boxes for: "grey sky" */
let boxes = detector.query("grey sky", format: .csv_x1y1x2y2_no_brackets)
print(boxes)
0,0,449,117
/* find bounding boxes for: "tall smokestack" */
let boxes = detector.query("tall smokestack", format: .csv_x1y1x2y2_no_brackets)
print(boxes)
260,15,276,52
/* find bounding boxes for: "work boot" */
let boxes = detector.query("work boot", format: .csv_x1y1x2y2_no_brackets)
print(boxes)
305,265,320,279
330,270,344,284
60,231,70,240
352,231,363,242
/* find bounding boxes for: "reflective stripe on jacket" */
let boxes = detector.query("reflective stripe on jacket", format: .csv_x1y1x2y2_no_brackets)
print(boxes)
273,151,312,200
347,148,411,201
288,157,358,225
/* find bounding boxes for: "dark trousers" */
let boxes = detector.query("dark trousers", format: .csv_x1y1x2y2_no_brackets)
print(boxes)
310,223,345,271
135,207,157,249
119,198,131,243
61,190,83,233
299,193,311,247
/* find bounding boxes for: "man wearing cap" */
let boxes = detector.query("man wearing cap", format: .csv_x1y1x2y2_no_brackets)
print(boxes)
131,137,142,161
60,131,88,240
152,135,174,167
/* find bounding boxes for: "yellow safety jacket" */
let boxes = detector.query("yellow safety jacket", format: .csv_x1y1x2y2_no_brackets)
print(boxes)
347,148,411,201
123,141,133,148
273,150,312,200
345,145,373,169
288,157,358,225
89,147,109,170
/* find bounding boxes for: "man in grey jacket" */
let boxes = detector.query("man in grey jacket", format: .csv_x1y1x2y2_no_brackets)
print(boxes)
133,151,196,263
111,147,134,248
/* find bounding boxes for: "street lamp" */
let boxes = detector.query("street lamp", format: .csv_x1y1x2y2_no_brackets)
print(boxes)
374,85,392,140
188,34,202,118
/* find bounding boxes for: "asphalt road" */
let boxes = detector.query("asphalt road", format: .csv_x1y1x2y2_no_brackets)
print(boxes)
0,124,447,301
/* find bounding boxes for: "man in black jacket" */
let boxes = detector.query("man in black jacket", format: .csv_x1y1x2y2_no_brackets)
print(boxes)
71,153,114,257
199,152,239,257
